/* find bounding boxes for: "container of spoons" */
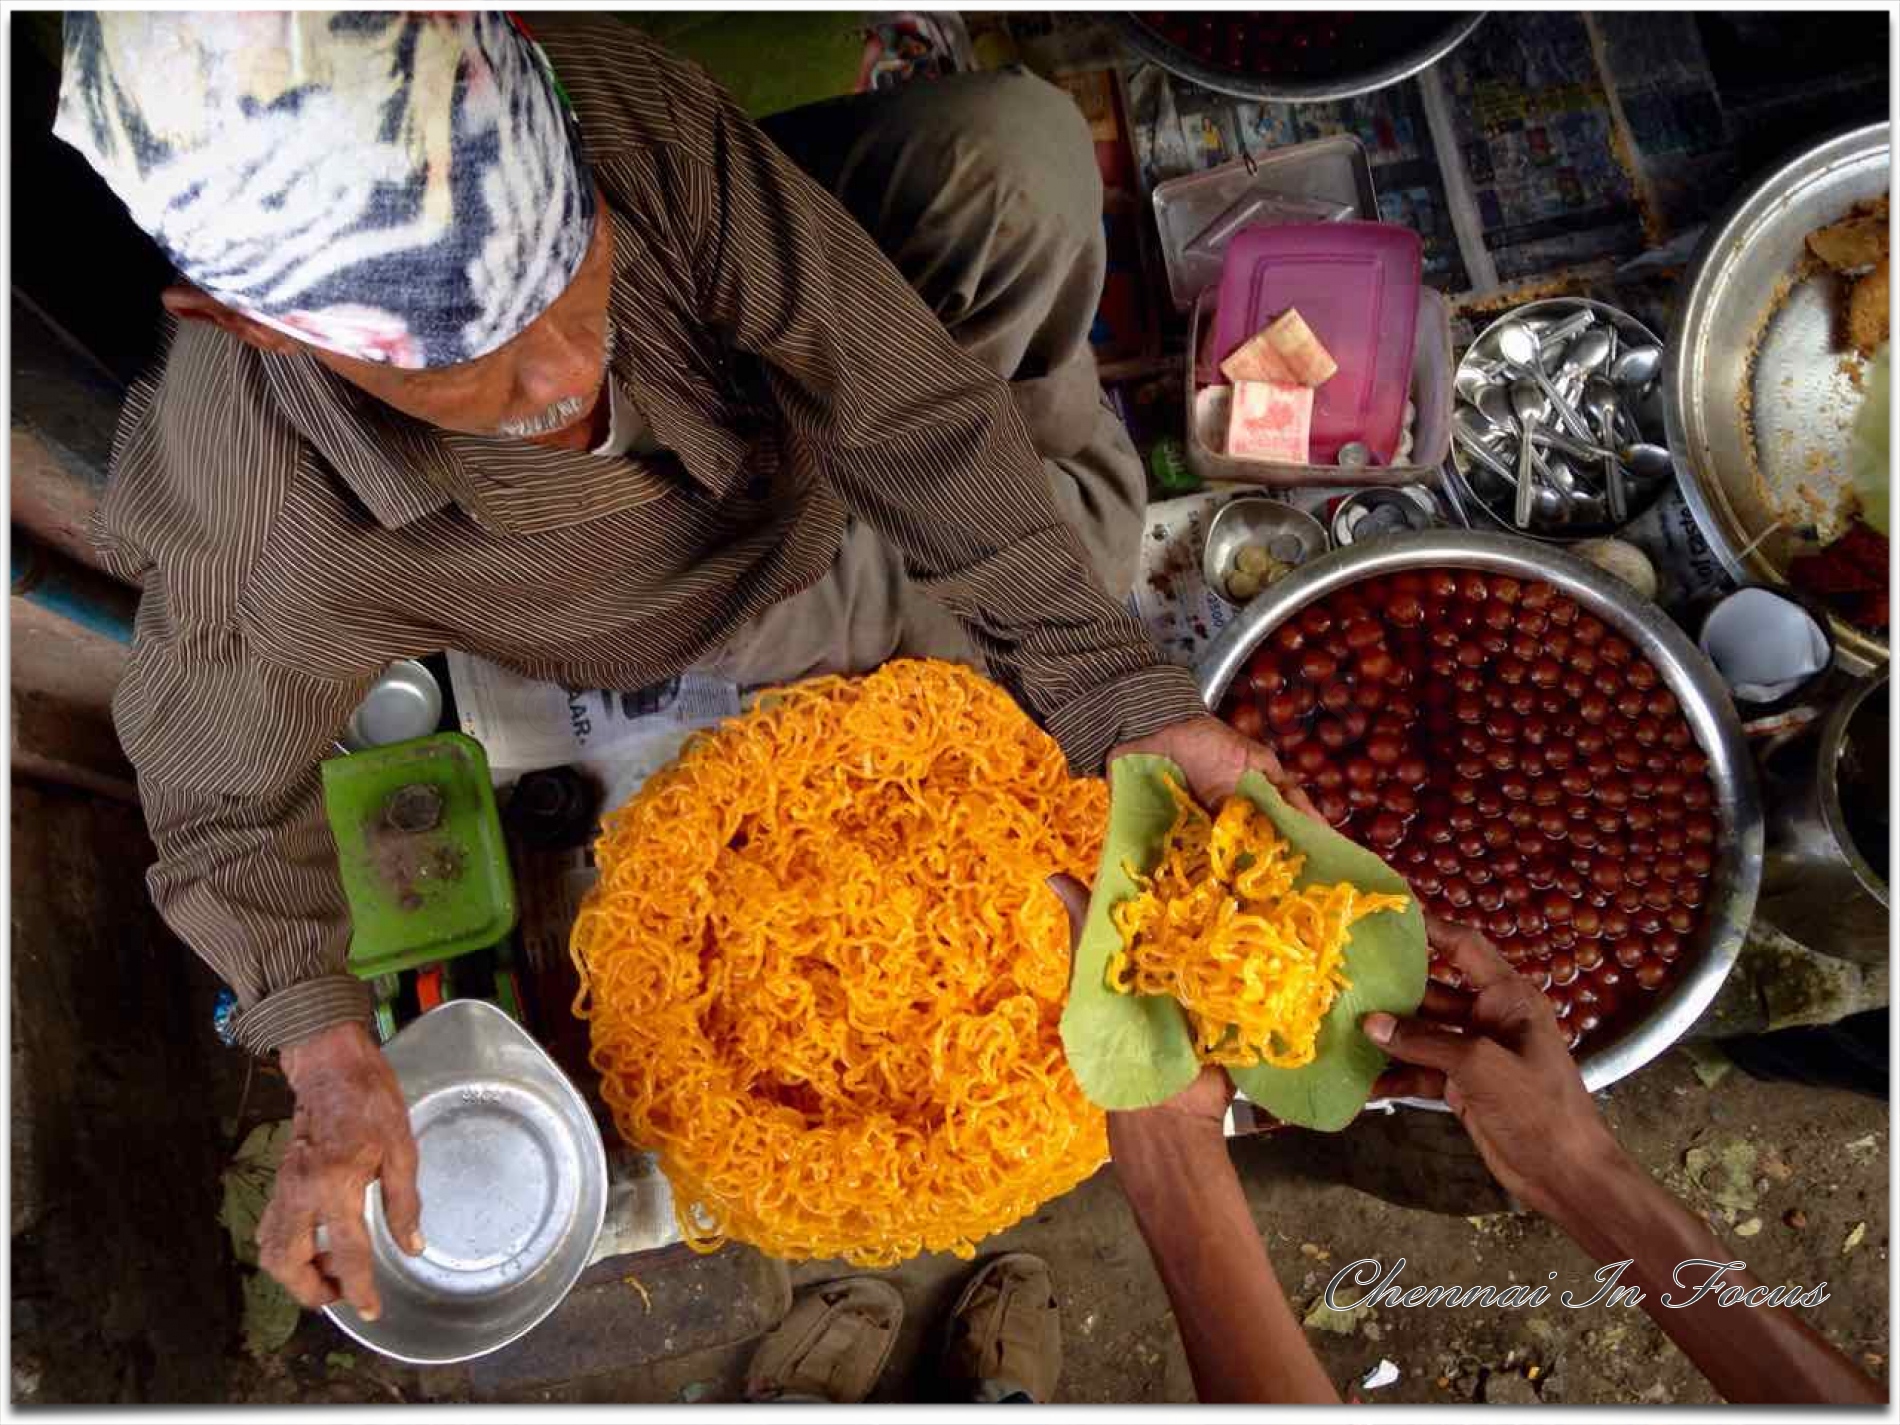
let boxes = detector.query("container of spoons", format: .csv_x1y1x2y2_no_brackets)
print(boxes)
1447,297,1675,543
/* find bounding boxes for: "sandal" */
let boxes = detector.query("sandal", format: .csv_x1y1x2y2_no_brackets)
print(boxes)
942,1252,1062,1404
745,1276,905,1403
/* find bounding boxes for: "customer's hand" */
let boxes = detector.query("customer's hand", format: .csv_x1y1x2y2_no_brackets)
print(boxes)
257,1021,424,1318
1048,870,1234,1146
1361,918,1626,1222
1107,1064,1235,1162
1110,714,1323,821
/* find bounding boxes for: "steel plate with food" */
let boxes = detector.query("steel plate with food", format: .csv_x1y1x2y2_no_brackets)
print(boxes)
1667,121,1890,673
1196,532,1761,1093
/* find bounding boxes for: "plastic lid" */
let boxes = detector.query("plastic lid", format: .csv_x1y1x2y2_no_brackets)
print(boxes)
1211,222,1422,464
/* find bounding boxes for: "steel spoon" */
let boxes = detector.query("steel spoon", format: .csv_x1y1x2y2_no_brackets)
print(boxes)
1479,381,1560,480
1610,343,1662,397
1455,404,1507,449
1619,442,1675,481
1496,322,1597,442
1551,327,1614,388
1453,423,1518,483
1472,383,1518,436
1546,460,1608,525
1581,374,1627,522
1456,427,1567,525
1509,379,1547,528
1528,309,1596,367
1454,364,1493,407
1526,428,1676,479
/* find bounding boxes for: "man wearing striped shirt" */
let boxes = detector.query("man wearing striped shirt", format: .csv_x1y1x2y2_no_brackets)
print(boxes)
56,13,1291,1316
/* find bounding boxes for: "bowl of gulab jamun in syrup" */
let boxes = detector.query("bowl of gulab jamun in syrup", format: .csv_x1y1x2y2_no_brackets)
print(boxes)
1196,531,1762,1095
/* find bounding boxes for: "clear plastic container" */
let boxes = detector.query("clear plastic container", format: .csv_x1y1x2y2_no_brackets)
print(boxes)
1151,136,1377,311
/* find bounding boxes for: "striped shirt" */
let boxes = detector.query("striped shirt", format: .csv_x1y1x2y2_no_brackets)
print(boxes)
94,22,1206,1056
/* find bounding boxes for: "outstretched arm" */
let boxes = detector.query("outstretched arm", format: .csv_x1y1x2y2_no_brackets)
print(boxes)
1050,873,1335,1403
1108,1073,1340,1405
1367,919,1883,1407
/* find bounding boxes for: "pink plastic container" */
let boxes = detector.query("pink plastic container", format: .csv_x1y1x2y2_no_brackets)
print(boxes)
1210,222,1422,465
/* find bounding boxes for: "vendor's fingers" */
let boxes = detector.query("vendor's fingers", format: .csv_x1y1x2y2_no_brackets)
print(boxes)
1372,1064,1447,1102
1424,917,1514,989
1046,873,1091,943
256,1198,335,1310
1281,781,1324,821
1236,738,1310,805
1237,736,1288,779
1361,1011,1475,1073
1418,982,1475,1024
380,1133,426,1258
1242,745,1324,821
318,1206,381,1321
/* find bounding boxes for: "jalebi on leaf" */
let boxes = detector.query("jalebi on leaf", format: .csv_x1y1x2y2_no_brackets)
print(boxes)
570,659,1108,1267
1105,775,1409,1070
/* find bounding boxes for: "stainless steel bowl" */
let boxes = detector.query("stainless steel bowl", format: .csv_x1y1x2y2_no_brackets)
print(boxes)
1450,298,1671,543
1195,530,1764,1094
344,658,444,751
325,1000,609,1364
1759,670,1889,964
1203,496,1331,604
1116,13,1486,104
1664,121,1889,676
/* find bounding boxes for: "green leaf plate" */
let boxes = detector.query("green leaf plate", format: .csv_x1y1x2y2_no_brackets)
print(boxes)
1061,754,1428,1130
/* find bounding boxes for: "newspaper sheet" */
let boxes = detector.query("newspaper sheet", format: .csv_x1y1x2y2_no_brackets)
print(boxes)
445,652,741,812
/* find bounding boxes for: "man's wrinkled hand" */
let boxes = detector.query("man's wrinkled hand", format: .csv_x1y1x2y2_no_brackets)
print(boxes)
1362,919,1626,1221
1109,713,1322,821
257,1021,424,1318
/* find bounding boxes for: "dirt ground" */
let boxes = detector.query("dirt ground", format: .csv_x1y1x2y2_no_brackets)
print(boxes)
214,1047,1888,1407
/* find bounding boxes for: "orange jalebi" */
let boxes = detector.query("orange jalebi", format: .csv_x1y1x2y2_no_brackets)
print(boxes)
1107,777,1409,1069
570,659,1109,1266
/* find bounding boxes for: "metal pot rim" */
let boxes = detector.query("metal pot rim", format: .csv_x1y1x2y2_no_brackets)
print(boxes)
1819,669,1890,905
1194,529,1764,1097
1115,13,1487,105
1662,119,1890,677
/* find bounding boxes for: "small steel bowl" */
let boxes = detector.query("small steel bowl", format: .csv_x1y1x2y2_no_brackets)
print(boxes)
325,1000,608,1364
1330,486,1443,546
1195,530,1763,1096
344,659,444,751
1203,497,1331,605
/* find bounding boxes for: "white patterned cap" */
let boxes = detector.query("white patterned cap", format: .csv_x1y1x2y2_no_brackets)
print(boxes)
54,11,596,369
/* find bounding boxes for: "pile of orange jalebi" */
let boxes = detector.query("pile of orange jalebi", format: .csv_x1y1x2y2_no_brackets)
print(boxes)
570,659,1109,1266
1107,777,1409,1069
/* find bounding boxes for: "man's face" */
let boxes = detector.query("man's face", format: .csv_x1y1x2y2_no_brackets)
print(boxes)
165,198,618,452
318,202,617,451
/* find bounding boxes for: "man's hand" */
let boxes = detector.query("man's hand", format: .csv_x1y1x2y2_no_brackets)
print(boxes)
1362,919,1625,1222
1048,870,1234,1149
258,1021,424,1318
1107,1064,1234,1165
1110,714,1322,820
1368,923,1883,1407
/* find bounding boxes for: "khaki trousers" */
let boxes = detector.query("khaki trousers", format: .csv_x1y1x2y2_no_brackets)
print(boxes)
701,69,1146,687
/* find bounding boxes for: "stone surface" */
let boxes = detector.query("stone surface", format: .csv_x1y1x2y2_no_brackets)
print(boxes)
10,779,237,1402
464,1245,790,1401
